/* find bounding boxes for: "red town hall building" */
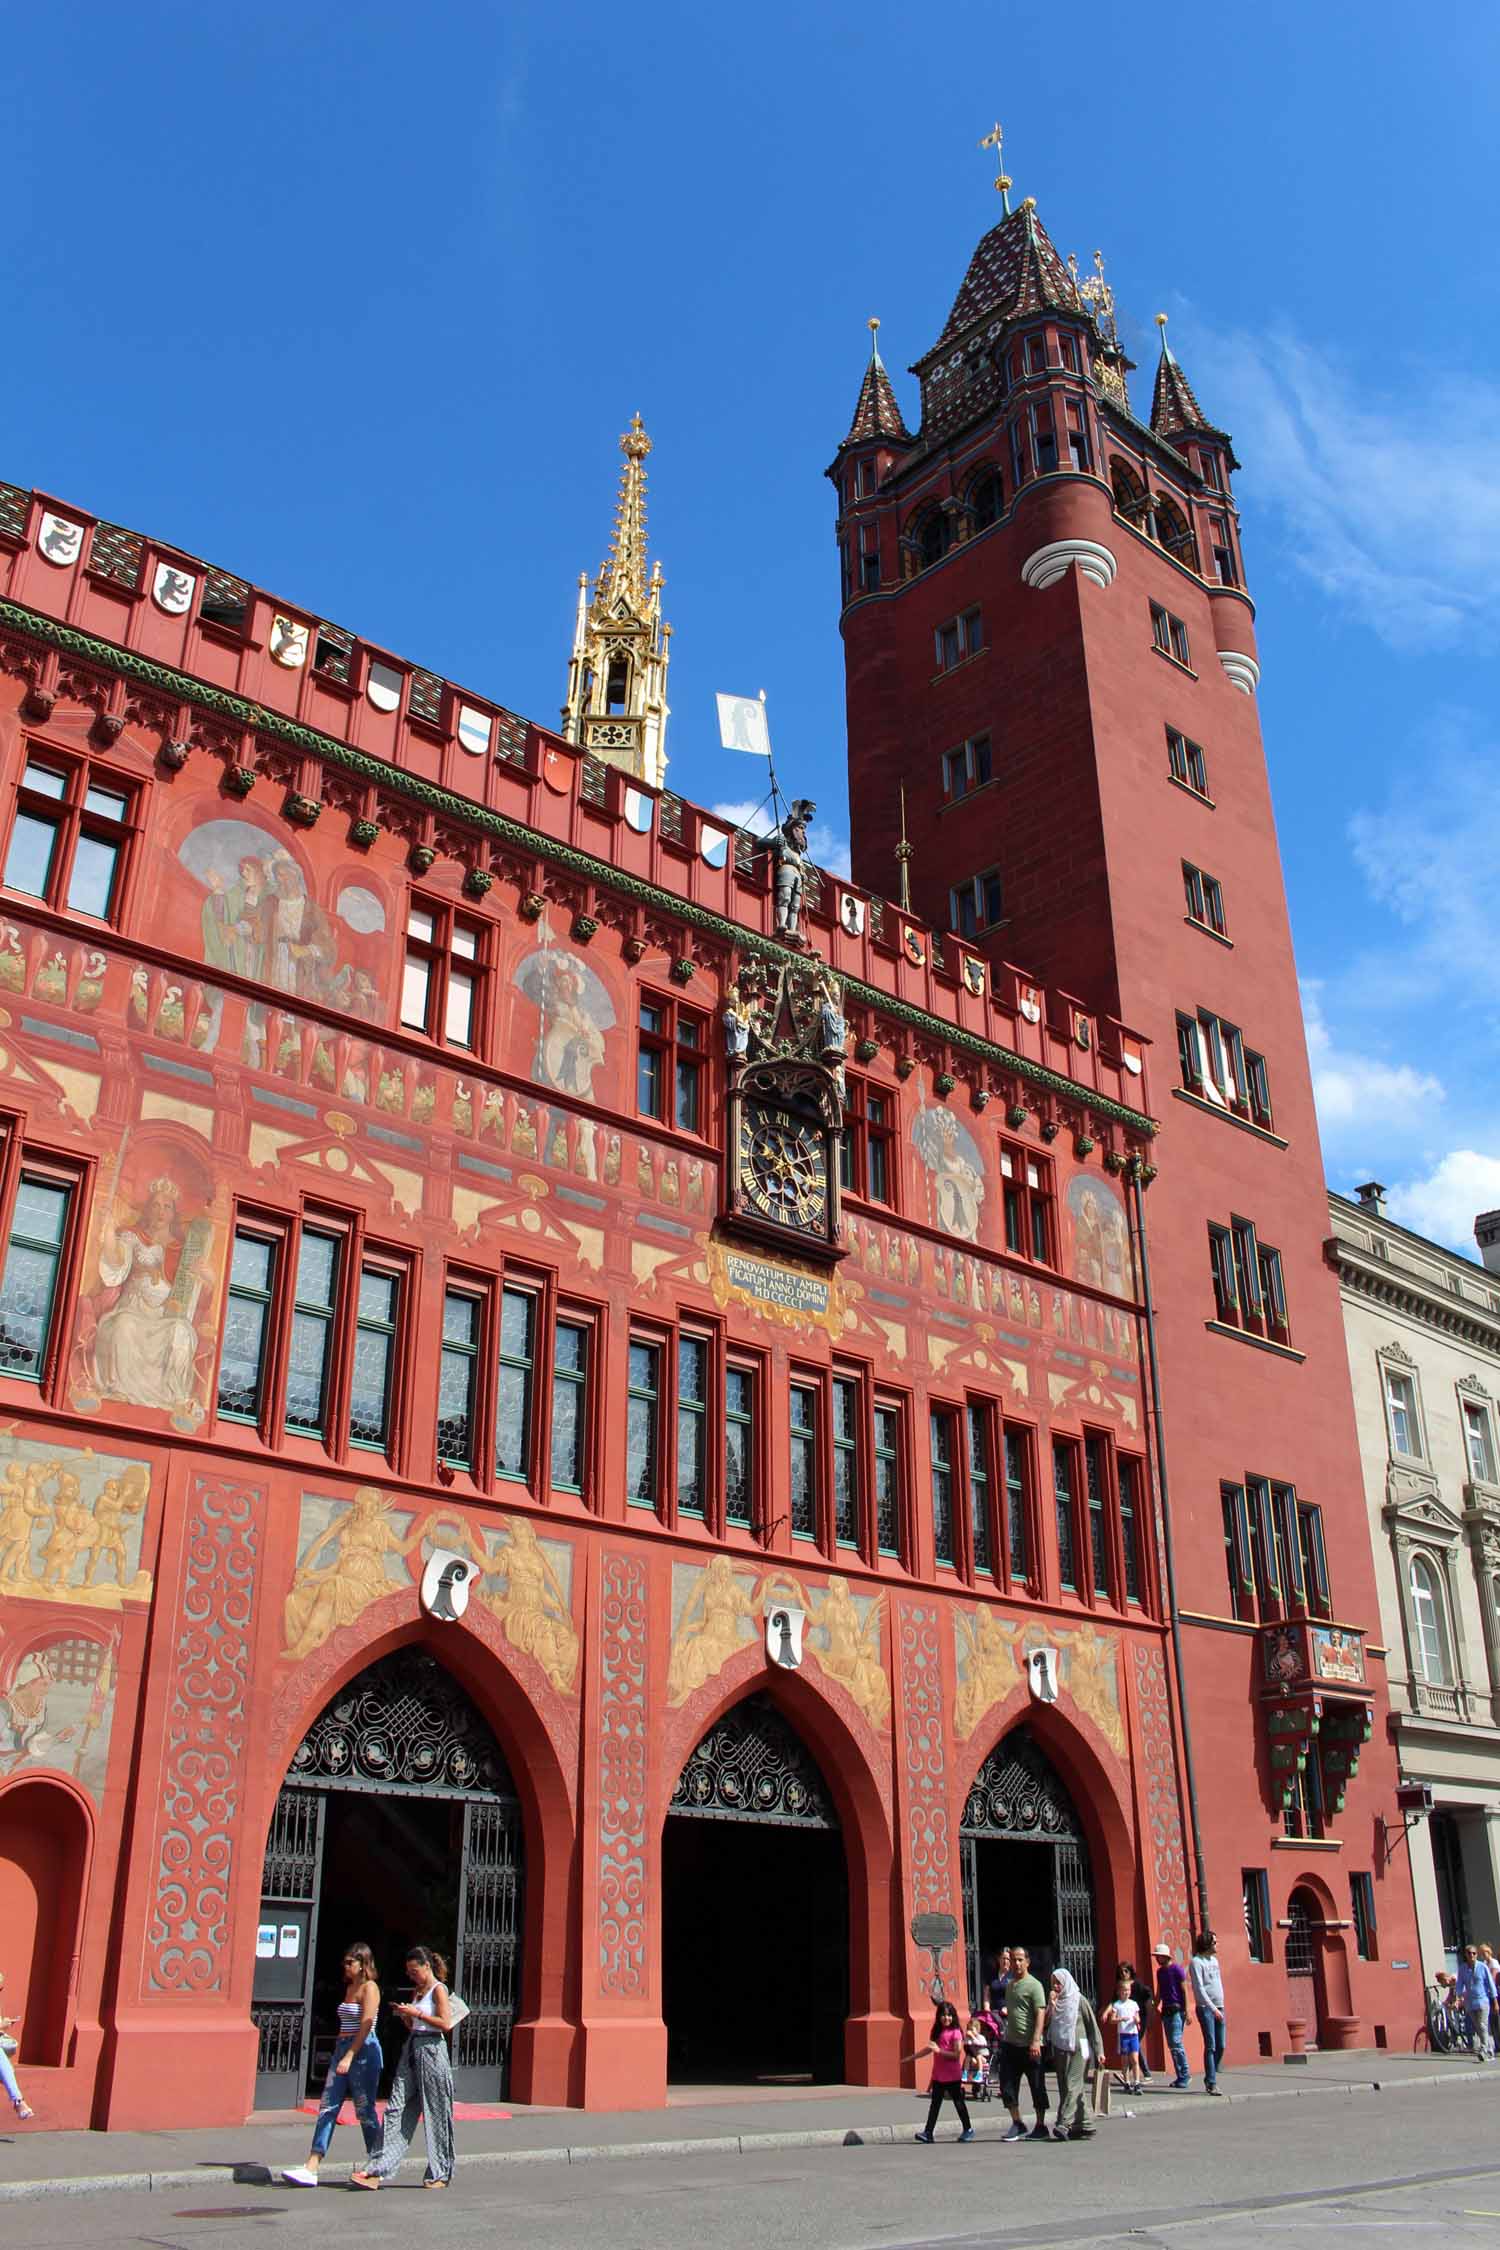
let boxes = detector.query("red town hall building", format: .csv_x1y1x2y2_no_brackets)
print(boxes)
0,184,1417,2131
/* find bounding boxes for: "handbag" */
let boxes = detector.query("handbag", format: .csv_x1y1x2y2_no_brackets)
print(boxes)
0,2035,16,2057
445,1995,470,2029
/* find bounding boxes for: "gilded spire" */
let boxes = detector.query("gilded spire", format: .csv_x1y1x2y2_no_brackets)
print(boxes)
979,120,1012,215
599,412,653,608
562,414,672,787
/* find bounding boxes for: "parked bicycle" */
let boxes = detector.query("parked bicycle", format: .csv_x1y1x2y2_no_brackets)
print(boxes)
1422,1982,1479,2054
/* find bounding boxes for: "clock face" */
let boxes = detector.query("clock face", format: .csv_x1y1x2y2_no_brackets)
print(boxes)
738,1101,829,1235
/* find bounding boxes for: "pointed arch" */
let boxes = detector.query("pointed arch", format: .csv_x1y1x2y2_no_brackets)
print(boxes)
905,501,953,575
0,1773,93,2066
1153,495,1198,568
1109,457,1149,525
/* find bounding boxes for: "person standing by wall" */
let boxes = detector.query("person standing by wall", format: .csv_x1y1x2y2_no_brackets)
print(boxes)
908,2001,974,2143
0,1975,33,2120
1152,1942,1190,2089
282,1943,383,2187
1455,1945,1496,2061
351,1947,456,2189
1189,1930,1226,2096
1047,1969,1102,2142
997,1944,1050,2142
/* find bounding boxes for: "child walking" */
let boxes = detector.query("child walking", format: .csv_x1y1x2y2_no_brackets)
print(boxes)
0,1974,33,2120
1104,1968,1144,2091
908,2000,974,2143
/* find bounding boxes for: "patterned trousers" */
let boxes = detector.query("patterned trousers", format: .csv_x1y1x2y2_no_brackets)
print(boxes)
365,2036,455,2182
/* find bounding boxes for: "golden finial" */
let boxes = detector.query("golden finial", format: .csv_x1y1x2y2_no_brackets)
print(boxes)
1078,247,1118,346
868,315,881,360
620,410,652,462
1156,311,1169,330
1021,195,1036,210
895,783,914,914
978,121,1012,214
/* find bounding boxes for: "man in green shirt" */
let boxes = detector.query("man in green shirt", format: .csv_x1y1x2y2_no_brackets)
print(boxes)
998,1944,1051,2142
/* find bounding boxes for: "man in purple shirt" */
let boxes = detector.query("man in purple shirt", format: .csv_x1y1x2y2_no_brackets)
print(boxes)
1153,1942,1190,2089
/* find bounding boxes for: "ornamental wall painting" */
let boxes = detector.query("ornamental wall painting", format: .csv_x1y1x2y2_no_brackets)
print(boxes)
667,1555,890,1730
509,919,617,1105
282,1487,579,1695
953,1608,1125,1758
1064,1176,1135,1354
911,1100,986,1243
171,813,388,1045
68,1128,224,1430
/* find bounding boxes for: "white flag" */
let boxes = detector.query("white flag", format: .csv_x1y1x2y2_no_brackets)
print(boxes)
716,692,771,758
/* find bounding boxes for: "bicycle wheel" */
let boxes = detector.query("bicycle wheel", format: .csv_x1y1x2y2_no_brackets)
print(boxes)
1427,1997,1453,2053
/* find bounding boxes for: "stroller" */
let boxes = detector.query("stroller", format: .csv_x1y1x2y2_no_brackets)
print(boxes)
963,2007,1002,2101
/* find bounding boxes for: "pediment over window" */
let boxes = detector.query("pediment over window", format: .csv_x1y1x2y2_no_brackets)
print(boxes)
1384,1470,1460,1541
1458,1373,1493,1400
1379,1340,1418,1368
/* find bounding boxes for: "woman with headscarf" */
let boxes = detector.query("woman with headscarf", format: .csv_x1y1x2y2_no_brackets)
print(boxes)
1048,1968,1103,2142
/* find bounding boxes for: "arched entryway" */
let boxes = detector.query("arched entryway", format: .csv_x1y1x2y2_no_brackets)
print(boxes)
960,1725,1097,2003
1285,1887,1326,2043
663,1692,849,2085
252,1647,524,2106
0,1777,90,2066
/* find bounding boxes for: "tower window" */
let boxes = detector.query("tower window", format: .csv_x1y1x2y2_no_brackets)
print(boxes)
859,458,877,496
605,657,630,714
1200,449,1224,491
934,609,983,672
915,509,952,571
968,471,1003,530
1111,458,1149,523
1059,334,1079,372
840,1073,895,1205
1210,513,1237,585
949,869,1003,939
1009,419,1027,489
941,735,992,800
638,994,706,1132
1026,336,1046,372
1151,602,1192,665
1182,861,1226,935
1065,401,1091,474
1155,497,1197,567
1030,403,1058,474
1166,727,1209,797
860,530,880,591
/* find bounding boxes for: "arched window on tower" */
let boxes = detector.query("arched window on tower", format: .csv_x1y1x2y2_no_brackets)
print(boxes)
1110,457,1149,526
968,470,1004,531
605,657,630,715
1155,496,1199,570
1408,1554,1453,1686
911,507,952,572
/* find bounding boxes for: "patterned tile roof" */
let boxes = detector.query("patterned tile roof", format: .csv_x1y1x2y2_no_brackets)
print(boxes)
921,200,1082,365
1150,341,1211,439
844,347,911,445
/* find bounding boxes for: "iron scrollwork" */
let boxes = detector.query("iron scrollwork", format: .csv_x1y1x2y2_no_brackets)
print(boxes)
671,1692,837,1828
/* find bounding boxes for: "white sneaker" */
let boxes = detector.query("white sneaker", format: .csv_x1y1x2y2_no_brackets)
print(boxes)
1002,2121,1027,2142
282,2166,318,2188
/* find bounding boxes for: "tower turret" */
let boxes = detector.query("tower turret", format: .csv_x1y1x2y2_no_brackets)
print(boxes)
561,414,672,787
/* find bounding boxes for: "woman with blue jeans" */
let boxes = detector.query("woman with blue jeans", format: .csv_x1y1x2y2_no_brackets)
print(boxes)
1189,1929,1226,2095
282,1944,383,2186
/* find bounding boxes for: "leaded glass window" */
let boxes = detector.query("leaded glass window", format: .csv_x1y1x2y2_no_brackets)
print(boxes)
217,1228,277,1422
677,1334,708,1515
833,1376,860,1546
349,1264,400,1451
0,1173,71,1381
285,1227,340,1436
495,1286,536,1481
437,1288,481,1468
627,1338,661,1506
725,1363,754,1527
931,1407,956,1567
790,1383,818,1539
551,1319,589,1492
875,1402,902,1556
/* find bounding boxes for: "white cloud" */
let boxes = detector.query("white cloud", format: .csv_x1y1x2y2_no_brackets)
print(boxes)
1386,1150,1500,1256
711,798,851,881
1346,721,1500,1005
1301,979,1444,1134
1190,327,1500,650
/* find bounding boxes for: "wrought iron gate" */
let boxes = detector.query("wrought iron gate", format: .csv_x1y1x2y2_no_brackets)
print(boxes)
669,1692,837,1826
959,1726,1098,2002
253,1650,524,2107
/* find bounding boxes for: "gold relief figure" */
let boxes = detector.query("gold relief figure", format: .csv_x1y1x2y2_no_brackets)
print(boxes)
75,950,107,1012
954,1607,1023,1739
546,1120,569,1168
512,1105,537,1157
411,1080,436,1124
483,1519,579,1694
40,1472,97,1588
0,1461,55,1583
1060,1623,1124,1758
602,1133,622,1185
312,1041,337,1090
667,1554,756,1706
84,1464,149,1587
376,1066,405,1113
636,1146,654,1198
282,1487,422,1661
809,1575,890,1730
35,951,68,1004
453,1083,474,1135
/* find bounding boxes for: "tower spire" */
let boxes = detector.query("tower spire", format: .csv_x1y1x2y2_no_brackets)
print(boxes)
840,317,911,446
561,414,672,788
1150,312,1211,440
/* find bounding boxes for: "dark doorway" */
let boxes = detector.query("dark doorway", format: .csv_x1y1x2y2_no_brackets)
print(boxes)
252,1648,524,2108
965,1838,1061,2000
961,1726,1098,2005
663,1693,849,2085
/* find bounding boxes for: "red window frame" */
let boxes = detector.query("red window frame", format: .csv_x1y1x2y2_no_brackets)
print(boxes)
1,744,141,928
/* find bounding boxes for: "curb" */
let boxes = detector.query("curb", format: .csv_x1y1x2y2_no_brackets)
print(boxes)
0,2068,1489,2203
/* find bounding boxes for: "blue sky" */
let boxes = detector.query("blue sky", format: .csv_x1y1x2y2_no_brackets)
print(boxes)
11,4,1496,1250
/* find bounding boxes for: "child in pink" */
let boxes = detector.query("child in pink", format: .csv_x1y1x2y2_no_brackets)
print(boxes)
908,2000,974,2143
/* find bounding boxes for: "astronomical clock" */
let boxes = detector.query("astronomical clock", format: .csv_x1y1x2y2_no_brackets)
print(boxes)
722,956,845,1262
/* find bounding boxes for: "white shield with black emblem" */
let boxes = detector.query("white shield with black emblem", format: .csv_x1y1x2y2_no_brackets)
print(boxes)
152,562,197,614
963,957,986,998
420,1546,476,1623
766,1603,805,1671
269,615,309,668
37,513,84,567
1027,1645,1060,1704
840,892,866,937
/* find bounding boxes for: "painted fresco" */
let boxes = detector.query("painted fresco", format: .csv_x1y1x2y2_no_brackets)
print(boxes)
283,1487,578,1693
0,1435,154,1809
71,1131,222,1428
911,1100,985,1242
512,921,616,1101
667,1555,889,1729
953,1608,1124,1756
176,816,387,1025
1065,1176,1133,1351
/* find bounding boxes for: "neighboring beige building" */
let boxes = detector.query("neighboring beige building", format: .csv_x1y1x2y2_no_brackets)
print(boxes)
1329,1185,1500,1972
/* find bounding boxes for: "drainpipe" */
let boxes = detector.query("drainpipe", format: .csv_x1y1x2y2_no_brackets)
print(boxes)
1128,1162,1211,1939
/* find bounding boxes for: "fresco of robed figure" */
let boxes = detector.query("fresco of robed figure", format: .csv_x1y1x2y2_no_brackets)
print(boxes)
176,816,386,1019
72,1135,219,1426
